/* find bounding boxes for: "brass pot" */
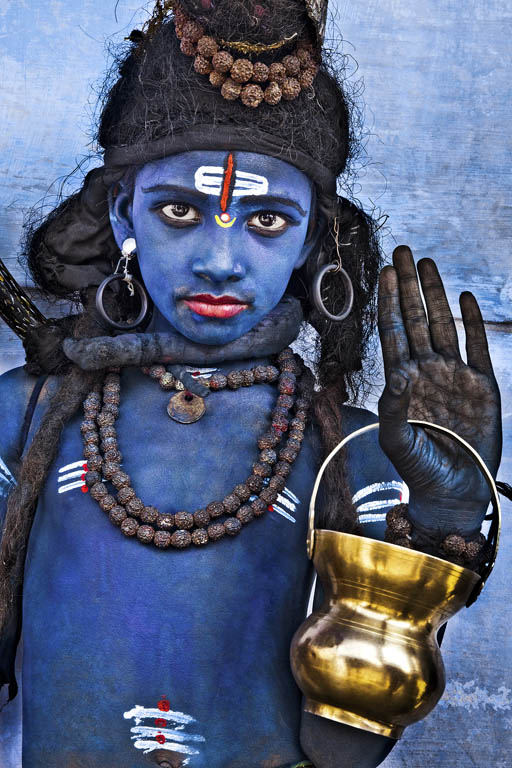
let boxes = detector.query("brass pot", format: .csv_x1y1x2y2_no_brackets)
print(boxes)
290,420,500,739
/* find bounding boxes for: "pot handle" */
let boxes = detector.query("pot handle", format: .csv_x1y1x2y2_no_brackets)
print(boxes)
307,420,501,607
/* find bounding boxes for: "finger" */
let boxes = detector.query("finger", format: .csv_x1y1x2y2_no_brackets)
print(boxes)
392,245,433,359
378,265,410,375
417,258,461,359
460,291,494,375
378,366,416,463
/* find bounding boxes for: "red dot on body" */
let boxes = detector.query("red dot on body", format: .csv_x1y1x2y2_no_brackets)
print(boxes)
220,213,231,222
158,699,171,712
81,473,86,481
156,734,166,744
81,486,89,493
82,464,88,470
267,505,273,512
154,718,167,728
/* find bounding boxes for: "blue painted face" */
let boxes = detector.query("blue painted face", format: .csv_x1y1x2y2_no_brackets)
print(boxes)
111,150,316,345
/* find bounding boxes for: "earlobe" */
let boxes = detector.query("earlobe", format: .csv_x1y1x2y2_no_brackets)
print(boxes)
108,183,135,250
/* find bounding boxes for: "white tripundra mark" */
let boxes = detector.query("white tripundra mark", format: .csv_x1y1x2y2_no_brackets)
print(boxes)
124,704,205,758
59,459,87,473
58,460,87,494
272,486,300,523
352,481,404,504
273,504,296,523
357,498,404,513
195,166,269,197
357,512,388,524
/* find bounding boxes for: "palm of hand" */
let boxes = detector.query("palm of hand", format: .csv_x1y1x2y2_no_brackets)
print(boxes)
378,247,502,535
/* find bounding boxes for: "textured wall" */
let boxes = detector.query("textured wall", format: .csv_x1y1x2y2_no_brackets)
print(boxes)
0,1,510,765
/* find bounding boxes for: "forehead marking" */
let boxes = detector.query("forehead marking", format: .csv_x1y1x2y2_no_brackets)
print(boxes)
220,152,235,212
194,165,269,199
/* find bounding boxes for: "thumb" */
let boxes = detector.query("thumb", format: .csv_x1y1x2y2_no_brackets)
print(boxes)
378,367,416,461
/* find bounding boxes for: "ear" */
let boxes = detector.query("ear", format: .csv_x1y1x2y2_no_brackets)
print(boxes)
108,181,135,250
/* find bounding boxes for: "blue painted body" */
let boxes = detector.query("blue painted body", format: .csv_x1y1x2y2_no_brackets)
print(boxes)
0,366,398,768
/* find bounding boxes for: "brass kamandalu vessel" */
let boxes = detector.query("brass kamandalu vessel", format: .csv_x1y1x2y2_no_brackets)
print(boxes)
290,421,501,739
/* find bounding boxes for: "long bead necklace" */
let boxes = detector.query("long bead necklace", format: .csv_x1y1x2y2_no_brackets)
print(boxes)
80,348,312,550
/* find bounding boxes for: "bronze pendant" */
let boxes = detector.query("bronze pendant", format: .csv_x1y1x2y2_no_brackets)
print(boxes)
167,390,206,423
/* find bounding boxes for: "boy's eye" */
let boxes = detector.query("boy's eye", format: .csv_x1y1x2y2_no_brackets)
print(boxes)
159,203,201,223
247,211,290,235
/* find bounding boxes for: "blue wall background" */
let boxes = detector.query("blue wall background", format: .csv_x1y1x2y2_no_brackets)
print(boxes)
0,1,510,765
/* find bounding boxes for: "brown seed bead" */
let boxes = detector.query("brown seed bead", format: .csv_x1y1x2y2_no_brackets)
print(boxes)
275,460,291,477
175,510,194,530
149,364,166,379
269,62,286,83
197,35,218,57
282,77,301,101
121,517,139,537
260,487,277,504
277,394,294,410
85,470,101,488
442,534,467,558
241,83,264,108
231,58,253,83
182,20,204,42
282,55,300,76
104,372,120,385
265,365,280,382
268,475,286,492
290,417,306,432
207,522,225,541
117,486,135,505
126,497,145,516
99,425,116,440
109,505,127,526
225,517,242,536
279,446,298,463
171,530,192,549
264,81,282,105
280,358,300,375
258,432,281,450
87,455,103,471
81,418,96,433
295,396,311,411
246,474,264,493
159,372,176,390
466,537,485,560
209,70,226,87
241,369,255,386
140,505,159,524
252,61,269,82
137,525,155,544
103,403,120,418
104,449,122,464
271,413,289,432
111,471,130,489
260,449,277,465
278,374,296,395
191,528,209,546
287,438,302,452
194,55,212,75
84,392,101,408
154,530,172,549
83,407,99,421
223,494,241,514
251,498,267,517
289,430,304,443
97,412,115,427
252,365,268,383
387,516,412,537
297,48,313,68
233,483,251,502
253,462,272,478
299,69,315,89
212,50,234,73
391,536,413,549
101,436,117,451
99,494,116,512
386,504,408,525
157,513,175,530
83,444,99,459
227,370,243,389
221,77,241,100
193,508,211,527
180,37,196,56
102,459,120,477
277,347,293,362
208,373,227,390
83,430,99,445
237,505,254,525
206,501,224,519
90,482,108,500
103,391,120,405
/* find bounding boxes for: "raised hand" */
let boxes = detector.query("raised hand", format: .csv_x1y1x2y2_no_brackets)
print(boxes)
377,246,502,538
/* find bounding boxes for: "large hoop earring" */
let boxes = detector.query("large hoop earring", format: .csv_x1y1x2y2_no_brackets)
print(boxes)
312,217,355,322
95,238,149,330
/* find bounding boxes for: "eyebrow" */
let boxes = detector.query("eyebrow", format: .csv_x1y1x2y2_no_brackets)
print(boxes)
141,183,209,200
238,194,307,217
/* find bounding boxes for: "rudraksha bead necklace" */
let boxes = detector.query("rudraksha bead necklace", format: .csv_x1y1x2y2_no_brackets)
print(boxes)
81,348,312,550
172,2,320,108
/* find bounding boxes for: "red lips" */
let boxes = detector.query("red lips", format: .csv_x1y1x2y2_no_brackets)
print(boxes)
183,294,250,319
